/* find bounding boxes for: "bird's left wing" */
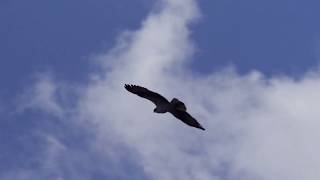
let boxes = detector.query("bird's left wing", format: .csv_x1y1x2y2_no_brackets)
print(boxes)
124,84,169,106
170,110,205,130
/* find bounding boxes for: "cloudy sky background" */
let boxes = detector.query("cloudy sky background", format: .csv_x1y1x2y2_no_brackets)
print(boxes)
1,0,320,179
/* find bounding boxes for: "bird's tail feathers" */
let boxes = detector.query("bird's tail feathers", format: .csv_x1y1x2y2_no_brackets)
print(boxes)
171,98,187,111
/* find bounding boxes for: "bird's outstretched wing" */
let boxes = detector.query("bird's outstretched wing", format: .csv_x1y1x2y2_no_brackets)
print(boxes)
170,110,205,130
124,84,169,106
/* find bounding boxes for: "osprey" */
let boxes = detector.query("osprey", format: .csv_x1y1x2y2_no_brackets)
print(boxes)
124,84,205,131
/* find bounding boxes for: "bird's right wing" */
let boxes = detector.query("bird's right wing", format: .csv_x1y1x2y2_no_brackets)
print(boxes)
124,84,169,106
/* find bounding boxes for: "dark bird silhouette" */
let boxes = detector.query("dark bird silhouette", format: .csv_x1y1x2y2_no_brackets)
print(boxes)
124,84,205,131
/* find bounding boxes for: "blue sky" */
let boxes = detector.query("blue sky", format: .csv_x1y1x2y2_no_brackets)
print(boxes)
1,0,320,179
2,0,319,88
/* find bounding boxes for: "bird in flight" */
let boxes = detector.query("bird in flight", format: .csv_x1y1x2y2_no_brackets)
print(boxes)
124,84,205,131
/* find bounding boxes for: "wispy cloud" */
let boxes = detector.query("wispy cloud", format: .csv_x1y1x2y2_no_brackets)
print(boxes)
17,74,64,117
14,0,320,180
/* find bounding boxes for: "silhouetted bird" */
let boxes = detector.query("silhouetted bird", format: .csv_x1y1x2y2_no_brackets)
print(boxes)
124,84,205,131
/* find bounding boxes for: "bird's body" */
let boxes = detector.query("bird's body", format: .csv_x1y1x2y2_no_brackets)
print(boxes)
154,103,171,113
124,84,205,130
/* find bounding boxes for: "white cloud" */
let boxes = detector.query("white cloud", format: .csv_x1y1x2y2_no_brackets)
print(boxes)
15,0,320,180
17,74,64,117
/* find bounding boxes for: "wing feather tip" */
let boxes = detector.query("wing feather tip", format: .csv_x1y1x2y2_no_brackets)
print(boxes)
124,84,134,91
196,124,205,131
